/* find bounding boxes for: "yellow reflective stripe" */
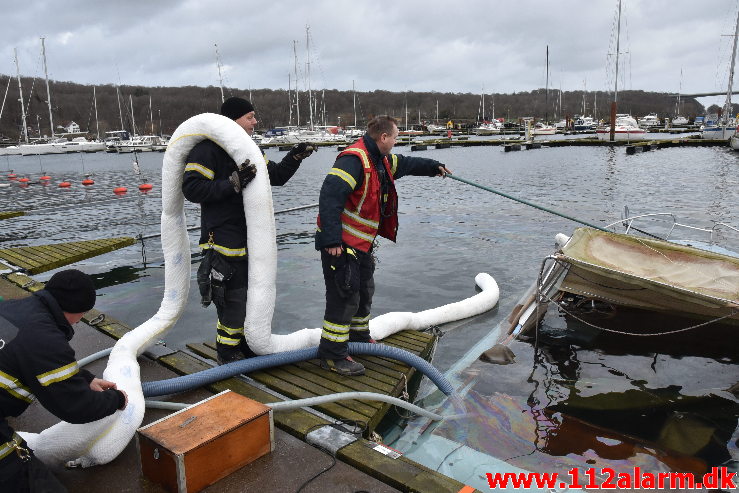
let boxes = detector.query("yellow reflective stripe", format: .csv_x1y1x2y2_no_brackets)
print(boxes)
342,209,379,229
323,320,349,331
352,315,370,323
0,371,34,403
216,334,241,346
342,223,375,243
328,168,357,189
184,163,214,180
355,172,371,213
217,321,244,336
321,332,349,342
0,433,24,461
36,361,78,387
389,154,398,176
343,148,371,169
199,243,246,257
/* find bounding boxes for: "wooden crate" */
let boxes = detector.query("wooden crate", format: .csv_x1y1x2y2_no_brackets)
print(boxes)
137,390,274,493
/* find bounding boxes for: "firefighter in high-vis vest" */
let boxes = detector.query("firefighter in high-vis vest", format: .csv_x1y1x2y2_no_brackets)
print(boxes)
0,269,128,492
183,97,315,365
315,115,451,376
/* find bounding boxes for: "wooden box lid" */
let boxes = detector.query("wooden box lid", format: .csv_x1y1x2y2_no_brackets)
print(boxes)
138,390,271,455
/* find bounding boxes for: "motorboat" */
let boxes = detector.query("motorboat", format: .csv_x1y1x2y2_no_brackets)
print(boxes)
671,115,689,127
503,212,739,345
701,122,736,140
473,121,502,135
595,119,647,141
531,122,556,136
573,116,596,132
637,113,661,129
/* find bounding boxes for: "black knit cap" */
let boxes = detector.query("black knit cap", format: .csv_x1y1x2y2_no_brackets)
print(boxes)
220,97,255,120
44,269,96,313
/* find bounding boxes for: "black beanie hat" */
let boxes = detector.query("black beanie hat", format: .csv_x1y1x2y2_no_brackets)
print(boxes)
44,269,96,313
220,97,255,120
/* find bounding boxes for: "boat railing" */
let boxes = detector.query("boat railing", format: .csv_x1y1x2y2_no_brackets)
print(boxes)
606,211,739,247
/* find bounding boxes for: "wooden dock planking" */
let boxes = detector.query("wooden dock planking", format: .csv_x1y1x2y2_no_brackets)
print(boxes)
2,272,476,492
186,331,437,435
0,236,136,273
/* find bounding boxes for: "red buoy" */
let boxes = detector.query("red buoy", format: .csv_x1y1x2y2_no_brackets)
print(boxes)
82,178,95,186
58,181,72,188
18,177,29,183
113,187,128,195
7,174,17,180
40,175,51,181
138,183,153,192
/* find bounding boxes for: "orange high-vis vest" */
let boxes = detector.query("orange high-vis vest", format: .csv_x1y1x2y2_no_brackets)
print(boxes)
317,138,399,252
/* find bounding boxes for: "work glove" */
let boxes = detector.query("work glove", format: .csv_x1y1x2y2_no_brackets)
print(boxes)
228,159,257,193
287,142,316,162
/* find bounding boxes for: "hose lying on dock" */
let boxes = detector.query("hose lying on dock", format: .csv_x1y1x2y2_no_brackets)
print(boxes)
142,342,454,397
18,113,498,470
146,391,443,421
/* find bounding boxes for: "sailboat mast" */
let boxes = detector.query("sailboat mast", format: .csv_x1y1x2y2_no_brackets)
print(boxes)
129,95,137,136
545,45,549,123
215,43,225,103
306,26,314,130
293,40,300,127
723,6,739,126
14,48,28,143
288,73,293,126
614,0,622,104
93,86,100,141
116,85,124,131
149,95,154,135
40,37,54,138
610,0,622,141
353,80,357,128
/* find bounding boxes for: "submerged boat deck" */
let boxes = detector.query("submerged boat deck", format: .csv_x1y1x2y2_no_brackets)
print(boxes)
1,272,477,492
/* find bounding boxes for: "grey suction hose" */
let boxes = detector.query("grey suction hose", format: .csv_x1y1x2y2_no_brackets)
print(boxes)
145,392,443,420
142,342,454,397
77,347,113,367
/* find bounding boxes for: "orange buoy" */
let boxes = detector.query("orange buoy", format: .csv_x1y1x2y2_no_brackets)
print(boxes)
82,178,95,186
113,187,128,195
138,183,153,192
58,181,72,188
18,177,29,183
8,174,17,180
40,175,51,181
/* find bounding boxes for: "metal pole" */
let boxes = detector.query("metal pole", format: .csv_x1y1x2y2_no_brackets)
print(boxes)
41,37,54,138
14,48,28,143
447,174,608,232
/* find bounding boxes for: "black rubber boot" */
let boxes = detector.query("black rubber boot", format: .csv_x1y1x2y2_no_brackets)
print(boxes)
319,356,365,376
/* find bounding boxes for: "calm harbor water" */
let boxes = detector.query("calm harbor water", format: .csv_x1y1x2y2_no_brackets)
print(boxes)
1,137,737,487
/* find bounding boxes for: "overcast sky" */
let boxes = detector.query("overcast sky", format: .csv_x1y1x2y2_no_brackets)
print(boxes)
2,0,738,109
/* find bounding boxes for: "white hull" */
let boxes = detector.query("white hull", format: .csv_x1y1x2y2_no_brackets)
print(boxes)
596,127,648,141
0,146,21,156
702,126,736,140
730,135,739,150
19,143,65,155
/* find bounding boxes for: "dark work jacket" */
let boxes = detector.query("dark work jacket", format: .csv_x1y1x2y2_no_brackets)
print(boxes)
0,291,123,443
182,140,300,259
315,134,442,250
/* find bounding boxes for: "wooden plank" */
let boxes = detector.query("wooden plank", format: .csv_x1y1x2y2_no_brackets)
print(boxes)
0,211,25,220
16,246,63,266
0,249,41,269
291,360,396,395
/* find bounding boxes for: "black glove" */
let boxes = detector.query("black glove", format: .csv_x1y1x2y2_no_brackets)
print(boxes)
287,142,316,162
228,159,257,193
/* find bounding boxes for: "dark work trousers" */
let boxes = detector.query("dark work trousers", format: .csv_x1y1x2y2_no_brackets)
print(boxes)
0,436,67,493
212,259,256,359
318,248,375,360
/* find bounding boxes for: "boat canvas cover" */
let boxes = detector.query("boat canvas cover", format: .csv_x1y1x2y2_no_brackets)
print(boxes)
557,228,739,321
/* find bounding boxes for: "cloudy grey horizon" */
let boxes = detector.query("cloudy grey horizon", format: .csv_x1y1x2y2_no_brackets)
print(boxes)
2,0,738,111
